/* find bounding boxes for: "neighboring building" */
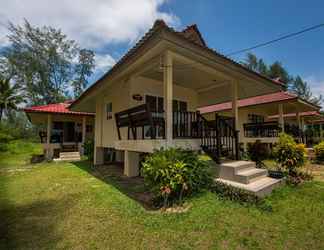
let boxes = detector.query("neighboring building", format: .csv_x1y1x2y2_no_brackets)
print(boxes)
199,91,320,149
24,100,95,159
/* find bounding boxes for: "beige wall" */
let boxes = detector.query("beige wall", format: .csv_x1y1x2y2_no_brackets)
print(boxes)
96,75,199,148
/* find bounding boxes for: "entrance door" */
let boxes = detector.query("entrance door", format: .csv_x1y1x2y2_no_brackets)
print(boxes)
64,122,75,142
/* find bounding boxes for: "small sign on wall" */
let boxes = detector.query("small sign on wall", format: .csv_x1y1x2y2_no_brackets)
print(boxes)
132,94,143,101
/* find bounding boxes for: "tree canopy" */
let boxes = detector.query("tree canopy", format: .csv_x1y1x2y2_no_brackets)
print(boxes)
0,20,95,105
242,53,322,106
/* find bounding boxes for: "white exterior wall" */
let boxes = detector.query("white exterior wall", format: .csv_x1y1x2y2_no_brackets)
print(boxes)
95,76,199,149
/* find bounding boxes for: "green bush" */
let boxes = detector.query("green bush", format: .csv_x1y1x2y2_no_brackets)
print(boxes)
247,140,270,167
273,133,307,176
314,141,324,163
0,131,13,151
212,181,272,211
83,139,94,161
141,148,213,207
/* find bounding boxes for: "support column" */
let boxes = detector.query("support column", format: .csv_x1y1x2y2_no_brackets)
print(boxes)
163,51,173,145
46,114,52,159
81,116,86,155
124,150,139,177
296,112,301,142
231,81,239,130
94,147,104,165
278,104,284,133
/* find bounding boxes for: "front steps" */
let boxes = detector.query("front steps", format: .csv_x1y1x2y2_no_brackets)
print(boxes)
54,151,81,162
216,161,283,197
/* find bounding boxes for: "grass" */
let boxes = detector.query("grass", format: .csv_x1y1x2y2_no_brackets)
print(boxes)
1,141,324,249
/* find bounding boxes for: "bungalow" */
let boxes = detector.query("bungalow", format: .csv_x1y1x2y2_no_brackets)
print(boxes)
199,91,321,150
24,100,95,160
70,20,288,195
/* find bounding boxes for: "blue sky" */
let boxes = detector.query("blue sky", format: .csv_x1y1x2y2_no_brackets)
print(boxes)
1,0,324,97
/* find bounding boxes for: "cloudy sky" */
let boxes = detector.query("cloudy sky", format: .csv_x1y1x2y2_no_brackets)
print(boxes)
1,0,323,98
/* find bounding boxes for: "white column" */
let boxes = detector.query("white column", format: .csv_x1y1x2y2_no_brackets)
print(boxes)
46,114,52,159
81,116,86,155
94,147,104,165
278,104,284,132
124,150,139,177
231,81,239,130
163,51,173,145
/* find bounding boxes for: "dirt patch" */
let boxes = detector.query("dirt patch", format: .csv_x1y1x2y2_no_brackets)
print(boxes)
308,163,324,181
89,164,156,210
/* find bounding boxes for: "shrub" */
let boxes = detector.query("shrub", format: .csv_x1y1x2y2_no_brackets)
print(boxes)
211,181,272,211
314,141,324,163
247,140,270,167
83,139,94,161
141,148,213,207
0,131,13,151
273,133,307,176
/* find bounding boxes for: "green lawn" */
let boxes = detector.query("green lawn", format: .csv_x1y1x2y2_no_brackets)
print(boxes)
1,142,324,249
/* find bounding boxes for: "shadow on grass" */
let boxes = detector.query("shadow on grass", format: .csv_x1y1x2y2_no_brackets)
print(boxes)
72,160,156,210
0,193,82,249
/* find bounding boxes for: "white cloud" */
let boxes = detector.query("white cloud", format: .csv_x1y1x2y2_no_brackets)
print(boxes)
304,75,324,98
95,53,116,72
0,0,179,48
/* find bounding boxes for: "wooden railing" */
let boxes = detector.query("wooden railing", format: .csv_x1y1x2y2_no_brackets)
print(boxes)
243,121,280,138
199,114,239,162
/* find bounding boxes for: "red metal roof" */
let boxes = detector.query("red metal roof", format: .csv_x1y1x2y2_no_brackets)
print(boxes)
199,91,298,114
268,111,322,119
24,101,94,116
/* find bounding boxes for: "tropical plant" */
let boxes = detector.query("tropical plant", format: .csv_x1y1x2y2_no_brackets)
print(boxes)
247,140,270,167
83,139,94,161
0,77,25,121
141,148,212,207
273,133,307,176
314,141,324,163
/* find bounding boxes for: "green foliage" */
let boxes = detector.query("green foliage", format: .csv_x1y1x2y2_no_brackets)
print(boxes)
0,131,13,151
247,140,270,167
211,181,272,211
83,139,94,161
1,20,95,105
241,53,322,105
141,148,213,207
314,141,324,163
0,77,25,121
273,133,307,175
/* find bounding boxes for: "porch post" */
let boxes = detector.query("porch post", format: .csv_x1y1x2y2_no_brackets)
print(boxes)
297,112,301,142
163,51,173,145
278,104,284,132
81,116,86,155
46,114,52,159
231,81,239,130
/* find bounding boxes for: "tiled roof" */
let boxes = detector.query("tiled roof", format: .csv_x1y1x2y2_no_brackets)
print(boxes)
70,19,284,109
268,111,322,119
24,101,94,116
199,91,298,114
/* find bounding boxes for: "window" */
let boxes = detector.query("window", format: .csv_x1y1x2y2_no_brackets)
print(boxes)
173,100,187,112
106,102,113,120
86,125,92,133
248,114,264,124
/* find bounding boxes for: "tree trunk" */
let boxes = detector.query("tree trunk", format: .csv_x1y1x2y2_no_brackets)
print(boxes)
0,107,3,122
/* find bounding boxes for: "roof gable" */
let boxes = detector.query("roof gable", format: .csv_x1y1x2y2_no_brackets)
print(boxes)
179,24,207,47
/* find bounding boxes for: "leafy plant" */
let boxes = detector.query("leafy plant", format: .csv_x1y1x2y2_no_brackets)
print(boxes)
273,133,307,176
212,181,272,212
141,148,213,207
314,141,324,163
83,139,94,161
247,140,270,167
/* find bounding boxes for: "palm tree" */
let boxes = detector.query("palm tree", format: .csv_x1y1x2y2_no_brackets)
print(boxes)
0,77,25,121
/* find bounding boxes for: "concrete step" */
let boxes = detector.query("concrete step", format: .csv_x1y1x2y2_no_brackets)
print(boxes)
60,151,80,157
236,168,268,184
219,161,256,181
215,177,283,197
